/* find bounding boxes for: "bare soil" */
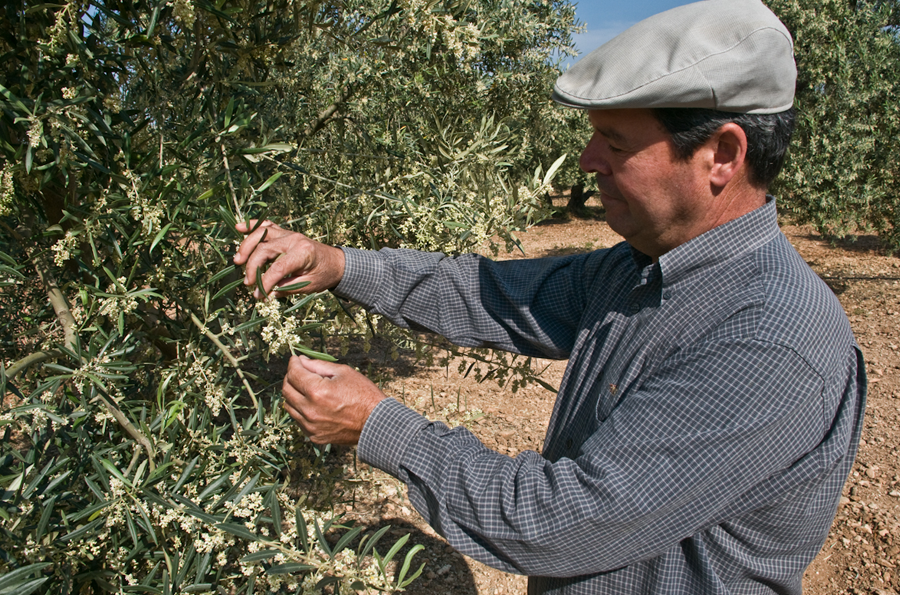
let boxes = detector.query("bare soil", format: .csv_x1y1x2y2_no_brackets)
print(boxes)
338,198,900,595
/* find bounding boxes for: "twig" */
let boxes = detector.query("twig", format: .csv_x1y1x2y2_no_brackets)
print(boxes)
190,312,260,409
220,143,243,220
95,391,157,471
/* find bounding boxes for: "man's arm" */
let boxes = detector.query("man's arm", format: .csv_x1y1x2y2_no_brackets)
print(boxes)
333,246,614,359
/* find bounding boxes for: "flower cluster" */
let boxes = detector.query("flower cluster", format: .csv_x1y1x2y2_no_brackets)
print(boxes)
124,169,164,236
183,348,227,417
52,230,79,266
172,0,196,30
0,163,13,217
71,353,113,396
26,119,43,148
98,278,139,320
257,295,303,357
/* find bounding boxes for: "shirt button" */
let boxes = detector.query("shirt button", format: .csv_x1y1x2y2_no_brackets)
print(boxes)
565,438,574,450
629,303,640,313
663,291,672,300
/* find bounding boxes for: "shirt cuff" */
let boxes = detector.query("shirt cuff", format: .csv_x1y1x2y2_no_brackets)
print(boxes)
358,398,430,478
334,247,384,306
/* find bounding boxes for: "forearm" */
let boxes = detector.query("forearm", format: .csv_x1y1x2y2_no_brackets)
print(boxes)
334,247,588,358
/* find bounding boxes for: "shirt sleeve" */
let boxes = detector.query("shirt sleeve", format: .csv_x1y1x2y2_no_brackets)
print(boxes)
333,246,615,359
357,338,862,578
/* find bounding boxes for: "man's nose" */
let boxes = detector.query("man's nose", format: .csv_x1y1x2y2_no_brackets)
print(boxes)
579,133,611,175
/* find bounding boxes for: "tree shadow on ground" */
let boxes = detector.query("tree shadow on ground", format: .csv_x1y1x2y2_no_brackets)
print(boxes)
802,232,887,255
350,518,480,595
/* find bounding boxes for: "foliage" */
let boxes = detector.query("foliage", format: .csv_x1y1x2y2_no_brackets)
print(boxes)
767,0,900,249
0,0,578,591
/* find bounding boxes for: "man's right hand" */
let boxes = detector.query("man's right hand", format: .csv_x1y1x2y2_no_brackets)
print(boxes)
233,220,346,299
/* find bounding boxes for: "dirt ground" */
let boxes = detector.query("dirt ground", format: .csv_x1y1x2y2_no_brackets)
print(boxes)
335,198,900,595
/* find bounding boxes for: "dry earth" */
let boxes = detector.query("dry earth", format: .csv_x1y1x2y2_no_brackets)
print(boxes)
332,198,900,595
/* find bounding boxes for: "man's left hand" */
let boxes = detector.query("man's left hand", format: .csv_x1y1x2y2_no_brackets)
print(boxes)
282,355,387,445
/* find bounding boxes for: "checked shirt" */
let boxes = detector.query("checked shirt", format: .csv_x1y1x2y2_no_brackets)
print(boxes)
334,199,866,594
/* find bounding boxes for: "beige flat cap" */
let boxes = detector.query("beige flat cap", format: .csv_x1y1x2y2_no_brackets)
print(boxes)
553,0,796,114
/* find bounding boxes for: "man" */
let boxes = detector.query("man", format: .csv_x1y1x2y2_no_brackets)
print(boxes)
234,0,866,592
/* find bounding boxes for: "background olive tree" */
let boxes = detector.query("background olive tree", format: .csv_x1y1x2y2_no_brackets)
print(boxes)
0,0,579,591
767,0,900,249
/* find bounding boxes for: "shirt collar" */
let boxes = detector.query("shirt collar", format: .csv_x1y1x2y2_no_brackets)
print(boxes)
644,197,781,287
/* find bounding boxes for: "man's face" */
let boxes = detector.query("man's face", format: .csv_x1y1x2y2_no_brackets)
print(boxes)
580,108,710,258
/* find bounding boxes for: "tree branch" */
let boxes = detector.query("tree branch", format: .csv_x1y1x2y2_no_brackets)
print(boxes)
7,350,63,379
303,84,356,138
13,224,77,351
96,391,157,471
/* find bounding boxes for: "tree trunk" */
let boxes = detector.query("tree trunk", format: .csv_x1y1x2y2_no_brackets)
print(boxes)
567,182,586,215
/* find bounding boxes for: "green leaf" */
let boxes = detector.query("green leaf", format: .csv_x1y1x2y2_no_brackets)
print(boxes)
35,494,58,540
101,458,133,488
331,526,361,557
60,517,104,542
265,485,282,537
0,563,51,591
359,525,391,561
218,205,238,232
198,472,232,502
229,472,260,506
295,506,309,553
224,97,235,129
254,171,283,195
265,563,316,575
4,577,49,595
543,153,567,186
273,280,310,292
239,549,281,563
396,544,425,588
240,143,293,155
255,266,267,298
292,344,337,362
380,532,409,566
215,522,258,541
149,222,173,254
314,519,332,558
211,278,244,302
172,456,199,494
207,265,237,286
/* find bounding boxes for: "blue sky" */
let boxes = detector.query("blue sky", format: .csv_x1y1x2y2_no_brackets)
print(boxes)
568,1,695,65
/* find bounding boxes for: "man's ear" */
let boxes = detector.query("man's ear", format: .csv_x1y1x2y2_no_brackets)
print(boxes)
708,122,748,189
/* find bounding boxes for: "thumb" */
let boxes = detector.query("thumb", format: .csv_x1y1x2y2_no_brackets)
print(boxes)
296,355,342,379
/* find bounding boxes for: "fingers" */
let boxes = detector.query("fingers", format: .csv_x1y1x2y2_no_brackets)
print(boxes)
232,217,345,299
284,355,328,402
234,222,312,298
234,220,276,265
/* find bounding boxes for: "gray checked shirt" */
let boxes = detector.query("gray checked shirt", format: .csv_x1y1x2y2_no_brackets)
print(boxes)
335,199,866,594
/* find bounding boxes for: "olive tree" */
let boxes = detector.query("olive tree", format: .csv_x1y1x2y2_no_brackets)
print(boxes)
767,0,900,249
0,0,579,591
